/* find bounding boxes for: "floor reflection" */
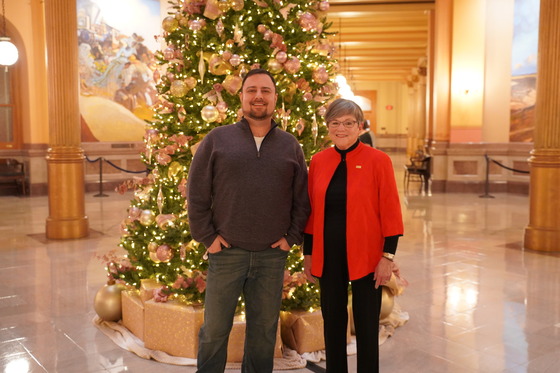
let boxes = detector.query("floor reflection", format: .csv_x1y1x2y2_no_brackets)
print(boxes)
1,154,559,372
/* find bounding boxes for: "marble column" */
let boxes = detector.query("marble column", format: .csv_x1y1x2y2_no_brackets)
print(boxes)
523,0,560,251
44,0,89,239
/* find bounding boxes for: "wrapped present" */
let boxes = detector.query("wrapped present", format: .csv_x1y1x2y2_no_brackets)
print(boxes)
121,290,145,340
281,309,350,354
144,299,204,358
139,278,161,302
227,315,283,363
280,309,325,354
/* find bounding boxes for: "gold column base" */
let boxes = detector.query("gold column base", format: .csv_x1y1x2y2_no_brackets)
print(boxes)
45,147,89,239
524,226,560,252
523,149,560,252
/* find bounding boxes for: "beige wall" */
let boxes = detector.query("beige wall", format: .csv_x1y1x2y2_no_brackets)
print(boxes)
483,0,514,143
359,81,408,135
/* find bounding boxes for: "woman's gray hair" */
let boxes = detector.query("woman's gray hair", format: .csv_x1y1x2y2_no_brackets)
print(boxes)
325,98,365,124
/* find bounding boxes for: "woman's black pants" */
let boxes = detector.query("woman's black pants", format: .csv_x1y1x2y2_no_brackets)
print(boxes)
319,272,382,373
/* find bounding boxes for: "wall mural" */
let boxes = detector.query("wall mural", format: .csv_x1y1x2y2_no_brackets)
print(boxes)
509,0,539,142
77,0,161,142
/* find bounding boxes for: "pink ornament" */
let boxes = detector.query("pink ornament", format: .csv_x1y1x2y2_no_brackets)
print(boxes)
156,244,174,262
216,19,225,36
222,50,232,61
166,72,175,82
163,47,174,60
229,54,241,66
303,92,313,101
276,51,288,63
319,1,330,11
284,57,301,74
189,19,202,31
312,66,329,84
263,30,273,41
317,106,327,116
128,206,141,220
298,12,318,31
257,24,267,33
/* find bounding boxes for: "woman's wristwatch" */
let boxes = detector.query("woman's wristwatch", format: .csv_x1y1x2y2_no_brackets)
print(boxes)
382,252,395,262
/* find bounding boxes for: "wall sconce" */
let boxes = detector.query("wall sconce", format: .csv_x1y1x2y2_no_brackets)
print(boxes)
0,0,19,66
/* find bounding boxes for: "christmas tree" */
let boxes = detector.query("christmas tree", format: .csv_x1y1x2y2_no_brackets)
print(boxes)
107,0,337,312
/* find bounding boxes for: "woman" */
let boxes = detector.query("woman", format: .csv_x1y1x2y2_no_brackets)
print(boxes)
303,98,403,373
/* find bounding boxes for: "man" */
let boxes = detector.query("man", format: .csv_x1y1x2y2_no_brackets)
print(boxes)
187,69,310,373
358,120,376,147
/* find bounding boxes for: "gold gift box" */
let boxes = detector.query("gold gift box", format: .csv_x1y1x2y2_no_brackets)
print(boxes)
121,290,144,340
280,309,325,354
281,309,350,354
227,315,283,363
139,278,161,303
144,299,204,358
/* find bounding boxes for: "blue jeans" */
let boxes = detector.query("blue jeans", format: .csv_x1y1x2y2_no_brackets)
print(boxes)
197,246,288,373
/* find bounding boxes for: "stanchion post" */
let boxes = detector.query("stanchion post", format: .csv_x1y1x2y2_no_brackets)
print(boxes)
94,157,109,197
479,154,495,199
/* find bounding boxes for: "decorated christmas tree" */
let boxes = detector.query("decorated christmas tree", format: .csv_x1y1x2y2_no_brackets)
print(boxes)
106,0,338,312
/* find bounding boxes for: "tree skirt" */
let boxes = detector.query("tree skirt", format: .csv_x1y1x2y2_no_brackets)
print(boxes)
93,303,409,369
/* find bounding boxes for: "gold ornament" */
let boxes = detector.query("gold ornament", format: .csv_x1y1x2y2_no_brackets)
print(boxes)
94,284,126,322
179,17,189,28
230,0,245,11
208,54,232,75
217,0,230,12
379,286,395,320
149,252,161,263
201,105,220,122
139,210,155,226
162,16,179,32
170,80,189,97
222,75,243,95
185,76,198,90
148,242,159,252
168,161,182,179
267,58,283,74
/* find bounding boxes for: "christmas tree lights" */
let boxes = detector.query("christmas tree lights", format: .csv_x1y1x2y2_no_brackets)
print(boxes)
107,0,338,311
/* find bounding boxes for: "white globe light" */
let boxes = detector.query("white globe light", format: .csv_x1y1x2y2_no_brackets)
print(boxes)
0,38,19,66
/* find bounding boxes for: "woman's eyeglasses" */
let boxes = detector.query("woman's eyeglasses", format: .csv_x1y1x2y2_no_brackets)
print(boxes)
328,121,358,128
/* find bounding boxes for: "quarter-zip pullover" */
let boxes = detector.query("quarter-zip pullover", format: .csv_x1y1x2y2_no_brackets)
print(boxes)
187,118,310,251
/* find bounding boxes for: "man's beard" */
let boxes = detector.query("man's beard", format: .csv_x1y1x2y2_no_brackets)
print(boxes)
245,109,272,121
244,100,274,121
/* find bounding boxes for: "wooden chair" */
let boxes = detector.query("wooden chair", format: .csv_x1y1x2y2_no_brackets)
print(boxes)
404,156,431,194
0,159,26,195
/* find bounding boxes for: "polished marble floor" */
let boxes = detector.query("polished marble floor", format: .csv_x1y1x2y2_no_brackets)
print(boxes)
1,153,559,373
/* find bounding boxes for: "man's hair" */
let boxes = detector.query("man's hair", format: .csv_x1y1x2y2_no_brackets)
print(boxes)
325,98,365,124
241,68,277,92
